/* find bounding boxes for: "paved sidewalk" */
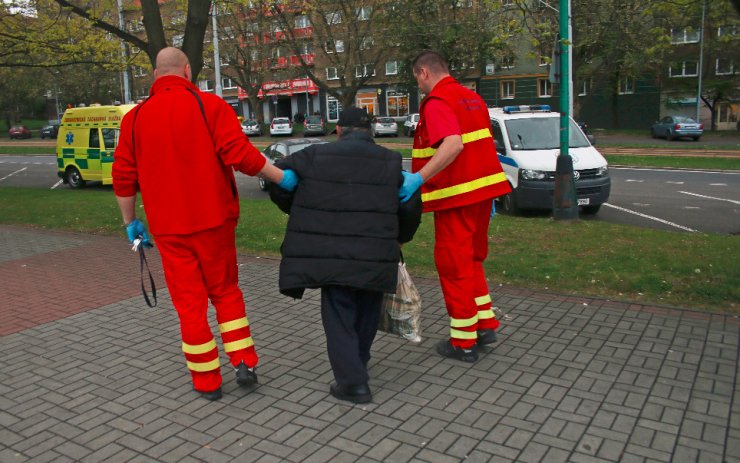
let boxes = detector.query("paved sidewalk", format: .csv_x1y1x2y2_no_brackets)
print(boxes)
0,224,738,463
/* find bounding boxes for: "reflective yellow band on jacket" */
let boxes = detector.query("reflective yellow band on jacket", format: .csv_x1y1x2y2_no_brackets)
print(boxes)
411,128,493,159
422,172,507,202
450,315,478,328
478,308,495,320
186,357,220,372
450,328,478,340
219,317,249,333
182,339,217,355
223,337,254,353
475,294,492,306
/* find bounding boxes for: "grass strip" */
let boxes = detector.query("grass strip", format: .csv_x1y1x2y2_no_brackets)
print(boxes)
605,155,740,170
1,186,736,313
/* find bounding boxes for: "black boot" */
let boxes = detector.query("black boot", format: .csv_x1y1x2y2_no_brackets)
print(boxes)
235,361,258,387
197,387,222,401
330,383,372,404
436,340,479,362
477,329,498,345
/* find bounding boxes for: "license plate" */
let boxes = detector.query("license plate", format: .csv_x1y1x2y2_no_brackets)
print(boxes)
577,198,590,206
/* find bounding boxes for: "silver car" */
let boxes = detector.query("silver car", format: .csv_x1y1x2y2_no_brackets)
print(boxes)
269,117,293,137
241,119,261,136
372,117,398,137
259,138,329,190
651,116,703,141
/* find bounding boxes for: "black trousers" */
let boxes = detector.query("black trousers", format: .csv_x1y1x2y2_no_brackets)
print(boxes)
320,285,383,386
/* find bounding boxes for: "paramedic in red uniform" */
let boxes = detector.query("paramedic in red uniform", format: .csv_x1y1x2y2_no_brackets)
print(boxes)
112,47,298,400
400,50,511,362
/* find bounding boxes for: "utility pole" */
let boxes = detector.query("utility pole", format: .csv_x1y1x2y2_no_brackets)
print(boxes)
117,0,131,103
553,0,578,220
212,3,223,98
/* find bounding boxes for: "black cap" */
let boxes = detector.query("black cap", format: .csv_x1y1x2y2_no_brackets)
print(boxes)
337,107,371,128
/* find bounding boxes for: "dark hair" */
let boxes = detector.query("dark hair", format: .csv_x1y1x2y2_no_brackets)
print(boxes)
412,50,449,75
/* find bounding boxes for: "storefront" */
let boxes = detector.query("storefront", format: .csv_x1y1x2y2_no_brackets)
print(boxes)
238,77,319,121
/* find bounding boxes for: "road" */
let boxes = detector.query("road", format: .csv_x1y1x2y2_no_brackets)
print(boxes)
1,155,738,235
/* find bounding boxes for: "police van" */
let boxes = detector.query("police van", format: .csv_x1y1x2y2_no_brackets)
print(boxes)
56,104,136,188
489,105,610,215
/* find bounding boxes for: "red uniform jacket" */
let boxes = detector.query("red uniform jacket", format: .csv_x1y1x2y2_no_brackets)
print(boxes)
112,75,266,235
412,76,511,212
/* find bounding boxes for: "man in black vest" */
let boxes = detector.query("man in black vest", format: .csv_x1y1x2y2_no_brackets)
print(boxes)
269,107,422,404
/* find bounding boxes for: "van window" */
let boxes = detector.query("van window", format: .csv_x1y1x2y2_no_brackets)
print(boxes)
89,129,100,149
490,120,505,154
102,128,118,150
504,117,589,150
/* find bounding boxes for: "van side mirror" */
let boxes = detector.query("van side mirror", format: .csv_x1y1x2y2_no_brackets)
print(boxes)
587,134,596,145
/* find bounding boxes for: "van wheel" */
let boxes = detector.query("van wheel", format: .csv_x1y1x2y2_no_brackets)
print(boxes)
258,177,268,191
499,191,519,215
65,166,86,189
581,204,601,215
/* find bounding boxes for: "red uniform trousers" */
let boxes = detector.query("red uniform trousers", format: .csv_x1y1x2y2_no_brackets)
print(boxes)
155,219,258,393
434,199,499,349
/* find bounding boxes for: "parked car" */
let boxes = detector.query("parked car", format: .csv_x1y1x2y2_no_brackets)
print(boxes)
259,138,329,190
8,125,32,139
241,119,262,137
303,115,326,136
651,116,703,141
371,117,398,137
403,113,420,136
269,117,293,137
40,124,59,139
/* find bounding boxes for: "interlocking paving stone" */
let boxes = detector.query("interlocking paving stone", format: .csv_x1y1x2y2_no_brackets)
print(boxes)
1,225,739,462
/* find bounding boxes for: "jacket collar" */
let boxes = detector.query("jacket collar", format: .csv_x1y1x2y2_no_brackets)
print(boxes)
338,129,375,143
149,75,198,96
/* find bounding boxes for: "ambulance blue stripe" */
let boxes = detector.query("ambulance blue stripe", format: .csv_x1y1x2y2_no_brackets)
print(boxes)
498,154,518,168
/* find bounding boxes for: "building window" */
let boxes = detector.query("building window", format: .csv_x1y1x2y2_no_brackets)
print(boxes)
455,0,472,7
132,66,147,77
299,43,313,55
669,61,698,77
335,40,344,53
618,78,634,94
222,77,236,89
577,78,591,96
327,96,342,122
326,67,339,80
501,0,514,5
385,61,398,75
671,28,700,44
539,56,548,67
220,55,230,67
326,11,342,25
294,15,311,28
500,55,514,69
500,80,515,99
356,6,372,20
538,79,552,97
172,34,183,48
360,37,374,50
198,80,214,92
386,91,409,117
718,102,737,123
716,58,734,75
355,64,376,77
131,46,140,54
485,63,495,75
718,25,737,38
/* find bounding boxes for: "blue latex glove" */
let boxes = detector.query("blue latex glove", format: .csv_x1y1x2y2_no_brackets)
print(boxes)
126,218,152,248
399,171,423,203
278,169,298,192
490,199,496,219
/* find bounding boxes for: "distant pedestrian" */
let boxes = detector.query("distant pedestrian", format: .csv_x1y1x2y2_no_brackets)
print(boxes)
269,107,422,403
112,47,297,401
400,50,511,362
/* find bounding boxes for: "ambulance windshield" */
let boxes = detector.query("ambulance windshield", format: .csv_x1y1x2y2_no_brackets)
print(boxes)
505,117,590,150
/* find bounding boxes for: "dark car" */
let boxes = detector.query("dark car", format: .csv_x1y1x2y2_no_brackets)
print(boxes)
259,138,329,190
651,116,703,141
8,125,32,139
303,115,326,136
40,124,59,139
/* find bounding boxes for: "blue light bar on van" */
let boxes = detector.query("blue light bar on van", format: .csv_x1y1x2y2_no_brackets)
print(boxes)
502,105,551,114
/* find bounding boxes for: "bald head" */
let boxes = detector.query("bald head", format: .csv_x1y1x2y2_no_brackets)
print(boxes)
154,47,191,80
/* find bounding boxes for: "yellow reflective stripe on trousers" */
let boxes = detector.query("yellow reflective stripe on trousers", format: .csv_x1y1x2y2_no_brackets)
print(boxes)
422,172,507,202
182,339,217,355
219,317,249,333
478,308,494,320
450,328,478,339
475,294,492,306
411,128,493,159
450,315,478,328
223,337,254,353
186,357,220,372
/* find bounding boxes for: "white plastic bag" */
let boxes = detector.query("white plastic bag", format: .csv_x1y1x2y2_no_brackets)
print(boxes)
379,261,422,343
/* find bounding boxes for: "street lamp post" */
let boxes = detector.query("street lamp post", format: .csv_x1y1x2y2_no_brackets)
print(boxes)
212,3,223,98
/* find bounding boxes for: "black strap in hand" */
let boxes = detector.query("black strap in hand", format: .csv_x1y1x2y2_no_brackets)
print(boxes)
138,245,157,308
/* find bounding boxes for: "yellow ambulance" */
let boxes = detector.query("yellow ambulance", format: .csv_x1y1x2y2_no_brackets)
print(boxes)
56,104,136,188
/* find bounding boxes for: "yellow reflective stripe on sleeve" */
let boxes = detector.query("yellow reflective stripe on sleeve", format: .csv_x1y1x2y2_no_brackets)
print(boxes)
478,309,495,320
182,339,217,355
461,128,492,144
223,337,254,353
450,328,478,340
219,317,249,333
422,172,508,202
186,358,220,372
411,129,492,159
475,294,492,306
450,315,478,328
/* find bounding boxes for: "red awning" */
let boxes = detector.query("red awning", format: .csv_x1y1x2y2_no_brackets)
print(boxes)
238,78,319,100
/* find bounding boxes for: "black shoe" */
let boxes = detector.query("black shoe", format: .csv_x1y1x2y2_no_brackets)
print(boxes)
477,329,498,345
330,383,372,404
235,361,258,387
436,340,479,362
198,387,222,401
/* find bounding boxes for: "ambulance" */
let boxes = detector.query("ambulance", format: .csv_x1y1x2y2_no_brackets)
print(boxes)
489,105,611,215
56,104,136,188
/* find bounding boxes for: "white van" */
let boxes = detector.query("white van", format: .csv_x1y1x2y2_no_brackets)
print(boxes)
489,105,610,215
